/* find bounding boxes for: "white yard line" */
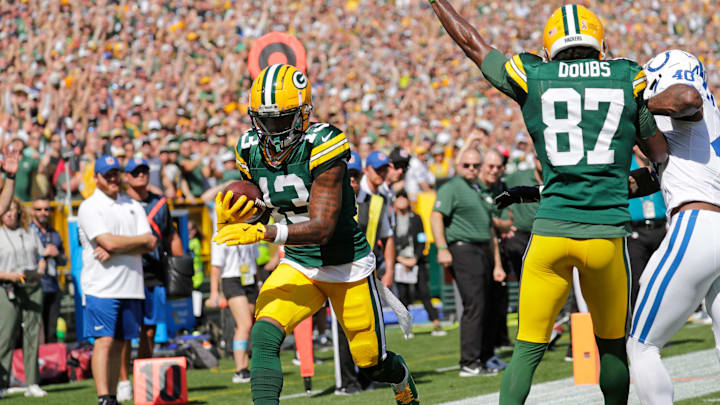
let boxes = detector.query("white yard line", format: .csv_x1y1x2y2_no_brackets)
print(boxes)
440,349,720,405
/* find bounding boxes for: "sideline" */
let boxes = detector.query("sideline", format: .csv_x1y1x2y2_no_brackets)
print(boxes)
440,349,720,405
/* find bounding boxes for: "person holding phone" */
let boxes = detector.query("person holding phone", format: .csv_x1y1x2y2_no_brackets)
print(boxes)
0,197,48,398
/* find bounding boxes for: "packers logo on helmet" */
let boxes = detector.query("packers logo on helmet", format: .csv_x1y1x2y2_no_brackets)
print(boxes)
248,64,312,166
543,4,604,60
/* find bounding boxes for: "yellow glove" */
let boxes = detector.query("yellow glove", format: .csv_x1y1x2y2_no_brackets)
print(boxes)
213,222,266,246
215,191,257,231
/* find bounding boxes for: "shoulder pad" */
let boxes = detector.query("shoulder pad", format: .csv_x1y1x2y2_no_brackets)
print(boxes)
235,129,258,178
305,122,350,172
504,53,542,94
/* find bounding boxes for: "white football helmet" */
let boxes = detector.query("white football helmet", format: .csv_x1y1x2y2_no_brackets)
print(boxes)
643,49,709,101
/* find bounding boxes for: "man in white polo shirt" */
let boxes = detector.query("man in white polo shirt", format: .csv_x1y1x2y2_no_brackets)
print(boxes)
78,155,157,405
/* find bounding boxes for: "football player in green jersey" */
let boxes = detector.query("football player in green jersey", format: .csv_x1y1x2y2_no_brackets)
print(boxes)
429,2,667,404
212,64,418,405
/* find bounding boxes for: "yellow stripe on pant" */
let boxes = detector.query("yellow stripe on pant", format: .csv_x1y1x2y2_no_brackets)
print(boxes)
255,263,383,367
517,235,629,343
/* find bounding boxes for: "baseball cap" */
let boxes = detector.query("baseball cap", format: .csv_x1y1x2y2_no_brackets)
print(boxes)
347,151,362,172
124,157,149,173
366,151,390,170
389,147,410,169
95,155,122,175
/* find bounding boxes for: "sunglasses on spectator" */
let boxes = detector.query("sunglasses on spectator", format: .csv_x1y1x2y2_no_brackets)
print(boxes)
130,168,150,177
462,163,481,169
34,207,52,212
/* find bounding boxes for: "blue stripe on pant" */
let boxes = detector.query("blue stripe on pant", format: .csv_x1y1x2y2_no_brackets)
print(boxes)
638,210,698,343
630,211,685,337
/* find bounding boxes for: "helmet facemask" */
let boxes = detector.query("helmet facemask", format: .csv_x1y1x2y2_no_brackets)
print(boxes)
250,103,311,167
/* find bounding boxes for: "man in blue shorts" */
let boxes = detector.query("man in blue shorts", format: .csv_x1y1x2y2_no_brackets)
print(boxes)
78,155,157,405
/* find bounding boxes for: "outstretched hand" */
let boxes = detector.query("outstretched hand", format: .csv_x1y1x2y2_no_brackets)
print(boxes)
1,146,21,176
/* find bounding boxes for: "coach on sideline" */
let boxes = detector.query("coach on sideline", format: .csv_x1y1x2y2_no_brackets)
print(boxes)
78,155,156,405
431,148,506,378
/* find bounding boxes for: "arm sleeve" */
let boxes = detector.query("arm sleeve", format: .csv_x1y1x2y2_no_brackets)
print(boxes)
78,203,110,241
481,49,531,104
210,241,225,267
433,184,454,217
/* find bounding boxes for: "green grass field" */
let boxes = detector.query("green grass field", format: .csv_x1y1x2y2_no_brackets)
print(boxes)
4,321,716,404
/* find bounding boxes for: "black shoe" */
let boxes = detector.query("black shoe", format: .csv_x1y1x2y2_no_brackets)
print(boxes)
335,383,363,395
232,369,251,383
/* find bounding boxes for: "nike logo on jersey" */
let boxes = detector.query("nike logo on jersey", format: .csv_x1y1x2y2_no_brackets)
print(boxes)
94,325,104,330
322,134,332,142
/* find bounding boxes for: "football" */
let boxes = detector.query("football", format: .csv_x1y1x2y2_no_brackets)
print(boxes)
223,180,266,223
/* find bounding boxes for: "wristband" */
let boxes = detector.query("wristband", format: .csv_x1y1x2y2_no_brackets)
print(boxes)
437,244,448,250
273,223,288,245
3,171,14,180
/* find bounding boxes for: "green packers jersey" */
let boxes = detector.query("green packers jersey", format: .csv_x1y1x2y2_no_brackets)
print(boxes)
482,49,656,234
234,122,370,268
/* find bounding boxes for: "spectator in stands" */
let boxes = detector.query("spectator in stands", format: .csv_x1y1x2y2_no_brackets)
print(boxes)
30,198,67,344
14,137,40,202
208,240,259,384
0,146,20,216
78,155,156,405
387,146,411,198
0,197,47,398
393,190,446,337
430,148,506,377
178,137,210,199
429,145,453,180
116,158,184,402
404,145,436,202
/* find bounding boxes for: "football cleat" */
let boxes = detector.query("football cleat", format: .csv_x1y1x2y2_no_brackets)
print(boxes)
248,64,312,167
391,355,419,404
543,4,605,60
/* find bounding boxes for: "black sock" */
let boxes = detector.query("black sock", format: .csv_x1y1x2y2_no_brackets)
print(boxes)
98,395,113,405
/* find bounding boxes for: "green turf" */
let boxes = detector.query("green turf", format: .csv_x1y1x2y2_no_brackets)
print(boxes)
4,322,715,404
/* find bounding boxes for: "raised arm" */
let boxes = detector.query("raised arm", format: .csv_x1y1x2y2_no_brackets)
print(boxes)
647,83,703,120
430,0,495,68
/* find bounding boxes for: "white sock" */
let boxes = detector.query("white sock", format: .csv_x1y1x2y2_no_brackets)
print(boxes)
627,338,673,405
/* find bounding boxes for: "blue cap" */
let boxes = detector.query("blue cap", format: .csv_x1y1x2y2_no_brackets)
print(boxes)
94,155,122,175
366,151,390,170
348,151,362,172
124,157,149,173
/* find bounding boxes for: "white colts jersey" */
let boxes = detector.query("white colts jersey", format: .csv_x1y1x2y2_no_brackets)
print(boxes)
644,50,720,216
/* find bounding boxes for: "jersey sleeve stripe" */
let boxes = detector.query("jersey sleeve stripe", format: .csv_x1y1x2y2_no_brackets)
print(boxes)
234,149,251,179
310,133,347,157
309,140,350,171
505,56,528,93
310,138,349,164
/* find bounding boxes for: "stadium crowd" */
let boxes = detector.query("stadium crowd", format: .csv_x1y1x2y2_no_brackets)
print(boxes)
0,0,718,201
